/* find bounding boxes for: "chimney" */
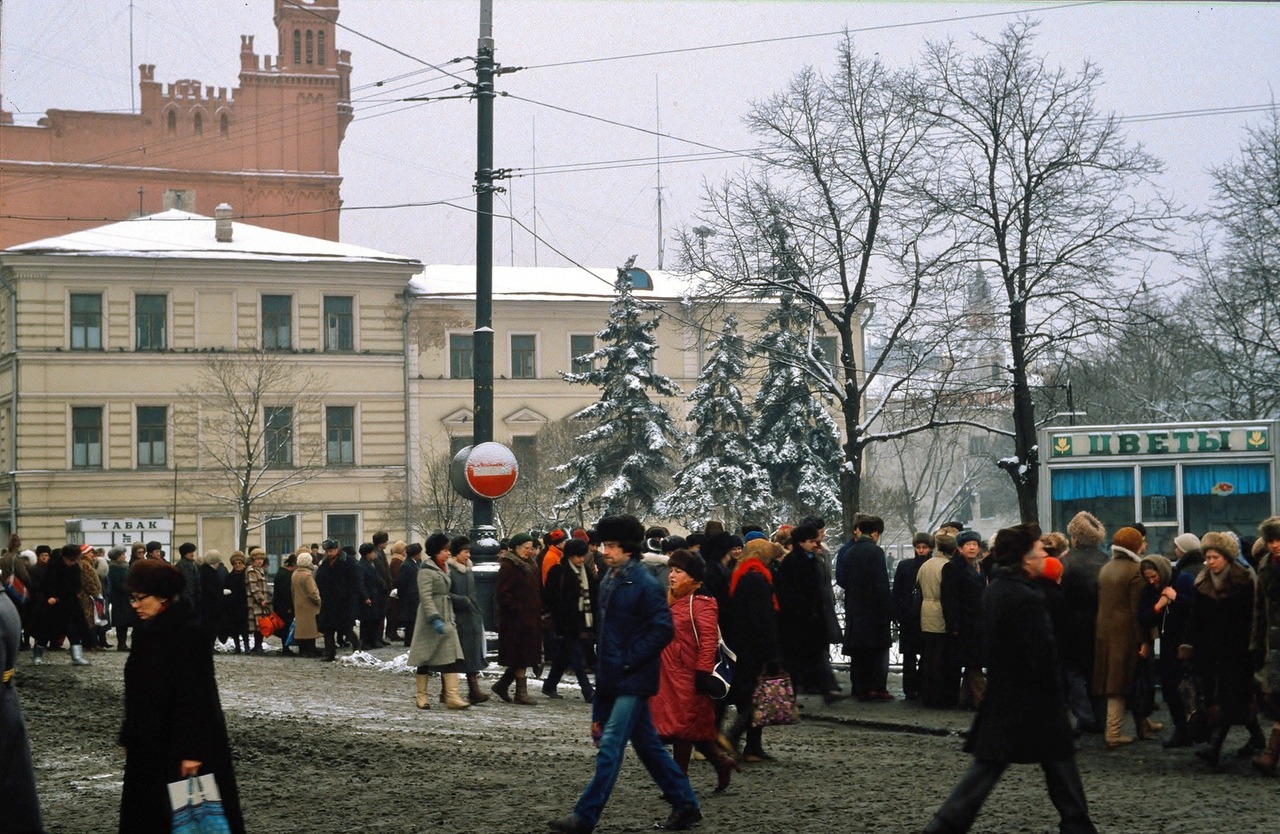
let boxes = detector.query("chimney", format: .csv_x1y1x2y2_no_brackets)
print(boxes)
215,203,233,242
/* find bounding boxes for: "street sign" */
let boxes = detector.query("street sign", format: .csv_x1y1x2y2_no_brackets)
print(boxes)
450,442,519,500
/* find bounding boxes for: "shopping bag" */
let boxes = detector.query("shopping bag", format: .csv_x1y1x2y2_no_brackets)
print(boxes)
92,596,108,627
751,673,800,728
256,611,285,638
3,573,27,605
283,619,295,648
168,774,232,834
688,596,735,700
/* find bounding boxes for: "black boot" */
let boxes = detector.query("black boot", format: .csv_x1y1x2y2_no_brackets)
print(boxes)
1237,720,1267,758
492,667,516,702
1162,725,1193,749
1195,725,1229,767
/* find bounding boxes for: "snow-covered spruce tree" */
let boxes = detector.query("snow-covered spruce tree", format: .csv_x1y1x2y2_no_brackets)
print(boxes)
657,314,772,531
749,293,843,525
554,262,684,519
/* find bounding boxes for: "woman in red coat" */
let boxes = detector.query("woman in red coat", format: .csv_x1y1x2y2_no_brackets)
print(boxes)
650,549,740,792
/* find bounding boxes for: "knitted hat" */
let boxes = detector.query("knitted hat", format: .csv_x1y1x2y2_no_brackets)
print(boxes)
1174,533,1201,555
546,528,567,545
1200,531,1239,560
667,549,706,583
1067,511,1106,548
743,531,767,543
508,532,534,550
912,532,935,548
1111,527,1145,555
956,530,982,547
1042,556,1064,583
571,528,590,542
126,559,185,599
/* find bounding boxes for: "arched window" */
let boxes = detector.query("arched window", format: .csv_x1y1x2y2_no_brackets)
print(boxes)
293,29,302,65
306,30,314,64
317,30,326,66
193,112,203,136
219,113,229,137
166,109,177,135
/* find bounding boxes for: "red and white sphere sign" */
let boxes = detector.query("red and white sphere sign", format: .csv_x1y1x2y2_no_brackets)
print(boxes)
463,442,519,499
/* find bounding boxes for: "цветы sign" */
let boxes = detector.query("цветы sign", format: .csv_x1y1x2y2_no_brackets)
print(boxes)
1050,426,1270,458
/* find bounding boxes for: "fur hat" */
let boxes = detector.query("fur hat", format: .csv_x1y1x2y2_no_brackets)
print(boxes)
912,532,935,548
956,530,982,547
667,549,706,583
1259,516,1280,543
990,523,1042,566
1067,511,1106,548
126,559,185,599
743,539,782,563
596,515,646,556
1042,556,1064,583
934,532,957,556
1041,532,1069,559
1174,533,1201,555
1200,531,1240,560
1111,527,1145,555
1139,554,1172,586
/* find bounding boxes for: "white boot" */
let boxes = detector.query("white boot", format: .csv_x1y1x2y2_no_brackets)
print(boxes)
70,645,90,666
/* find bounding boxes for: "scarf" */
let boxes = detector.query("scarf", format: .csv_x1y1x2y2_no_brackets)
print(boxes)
567,558,593,629
729,558,778,611
1208,565,1228,591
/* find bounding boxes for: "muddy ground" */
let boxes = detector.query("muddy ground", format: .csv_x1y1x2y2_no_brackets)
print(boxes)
15,646,1280,834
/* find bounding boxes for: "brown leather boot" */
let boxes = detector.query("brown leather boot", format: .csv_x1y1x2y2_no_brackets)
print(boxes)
513,669,537,705
467,673,490,704
1104,697,1134,750
1253,726,1280,776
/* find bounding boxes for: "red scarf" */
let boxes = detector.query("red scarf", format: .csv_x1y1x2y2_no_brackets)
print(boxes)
730,559,779,611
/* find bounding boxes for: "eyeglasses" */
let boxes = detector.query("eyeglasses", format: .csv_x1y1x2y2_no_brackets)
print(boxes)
128,593,153,604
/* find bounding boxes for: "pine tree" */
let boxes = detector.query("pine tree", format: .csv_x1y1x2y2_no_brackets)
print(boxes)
657,315,772,530
749,293,843,524
555,262,684,518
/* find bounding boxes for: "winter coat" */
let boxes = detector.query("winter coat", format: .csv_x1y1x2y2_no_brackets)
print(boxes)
118,600,244,834
814,545,843,644
702,556,733,630
1188,561,1256,722
941,555,986,667
0,594,42,832
272,568,294,621
447,558,487,675
1060,544,1109,673
1091,546,1144,697
540,543,564,585
108,562,135,629
495,552,543,668
197,564,226,635
836,537,892,650
176,557,202,612
916,553,950,635
544,557,598,639
727,559,781,700
245,565,271,632
290,567,321,641
408,559,465,669
42,556,82,635
395,557,422,627
775,549,832,670
651,592,718,741
1252,555,1280,696
892,554,929,652
592,558,673,703
315,553,359,632
77,558,102,631
357,557,387,622
963,567,1074,764
223,569,249,635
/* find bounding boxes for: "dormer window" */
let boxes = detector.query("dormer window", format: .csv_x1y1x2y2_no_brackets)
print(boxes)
623,267,653,290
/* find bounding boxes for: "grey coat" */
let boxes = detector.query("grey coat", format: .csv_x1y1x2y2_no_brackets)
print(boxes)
447,558,487,675
407,559,464,669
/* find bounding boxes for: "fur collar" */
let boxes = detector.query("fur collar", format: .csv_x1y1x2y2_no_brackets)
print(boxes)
1110,545,1141,563
1194,561,1253,599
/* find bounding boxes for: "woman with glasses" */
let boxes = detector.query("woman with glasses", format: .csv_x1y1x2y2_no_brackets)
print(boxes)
118,559,245,834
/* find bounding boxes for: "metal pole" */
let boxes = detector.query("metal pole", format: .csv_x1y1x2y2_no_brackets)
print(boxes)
471,0,496,546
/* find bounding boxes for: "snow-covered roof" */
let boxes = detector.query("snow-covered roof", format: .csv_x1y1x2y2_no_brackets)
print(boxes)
409,264,703,303
4,209,422,268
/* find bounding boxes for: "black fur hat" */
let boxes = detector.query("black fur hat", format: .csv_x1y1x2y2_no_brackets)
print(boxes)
596,515,646,557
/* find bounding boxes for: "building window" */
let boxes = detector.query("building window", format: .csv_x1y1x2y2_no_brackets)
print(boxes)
317,30,327,65
293,29,302,64
570,334,595,374
512,434,538,471
326,514,358,550
265,516,296,571
449,436,472,457
137,406,166,468
193,112,203,136
262,295,292,350
220,113,229,137
167,109,177,134
450,333,474,379
72,407,103,469
323,296,353,351
815,336,838,375
70,293,102,350
264,406,293,467
326,406,354,465
306,30,314,64
135,294,167,350
511,334,536,379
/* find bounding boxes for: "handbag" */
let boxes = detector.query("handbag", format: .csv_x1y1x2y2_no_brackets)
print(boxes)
3,572,27,605
751,673,800,728
688,596,735,700
256,611,285,638
92,595,108,627
168,774,232,834
1131,655,1157,718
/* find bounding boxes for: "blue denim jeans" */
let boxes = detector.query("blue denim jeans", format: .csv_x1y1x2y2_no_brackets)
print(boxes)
572,694,699,827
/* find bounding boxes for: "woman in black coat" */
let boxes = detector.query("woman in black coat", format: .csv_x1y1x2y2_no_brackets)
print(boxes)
941,535,987,710
119,560,245,834
724,538,784,762
222,553,250,653
773,526,829,695
197,551,227,641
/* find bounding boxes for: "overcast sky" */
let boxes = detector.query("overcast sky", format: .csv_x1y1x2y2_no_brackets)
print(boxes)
2,1,1278,273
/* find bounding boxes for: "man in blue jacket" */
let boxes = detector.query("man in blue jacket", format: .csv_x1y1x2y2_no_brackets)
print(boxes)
548,514,701,834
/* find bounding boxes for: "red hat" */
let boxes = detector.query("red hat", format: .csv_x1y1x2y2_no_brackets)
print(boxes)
79,543,95,557
547,529,567,544
1042,556,1064,583
571,528,589,542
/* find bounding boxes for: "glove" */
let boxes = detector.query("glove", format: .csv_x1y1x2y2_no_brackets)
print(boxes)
223,589,231,596
694,671,715,695
431,619,445,635
389,588,399,599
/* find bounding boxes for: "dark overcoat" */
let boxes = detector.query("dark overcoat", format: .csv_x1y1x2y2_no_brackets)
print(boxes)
543,558,598,639
315,553,360,632
1059,544,1109,673
118,601,245,834
964,567,1074,764
108,561,135,629
892,554,929,653
447,558,488,675
941,555,985,667
1188,561,1256,722
495,552,542,667
197,564,226,635
774,549,830,670
395,557,422,628
727,561,781,702
836,538,892,650
1,593,42,831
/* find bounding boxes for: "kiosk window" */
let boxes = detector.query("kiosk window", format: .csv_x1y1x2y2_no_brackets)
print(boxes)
1183,463,1270,536
1050,467,1134,537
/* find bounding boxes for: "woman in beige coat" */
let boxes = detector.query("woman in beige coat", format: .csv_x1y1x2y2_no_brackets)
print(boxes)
1092,526,1150,749
407,533,469,710
290,551,322,657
